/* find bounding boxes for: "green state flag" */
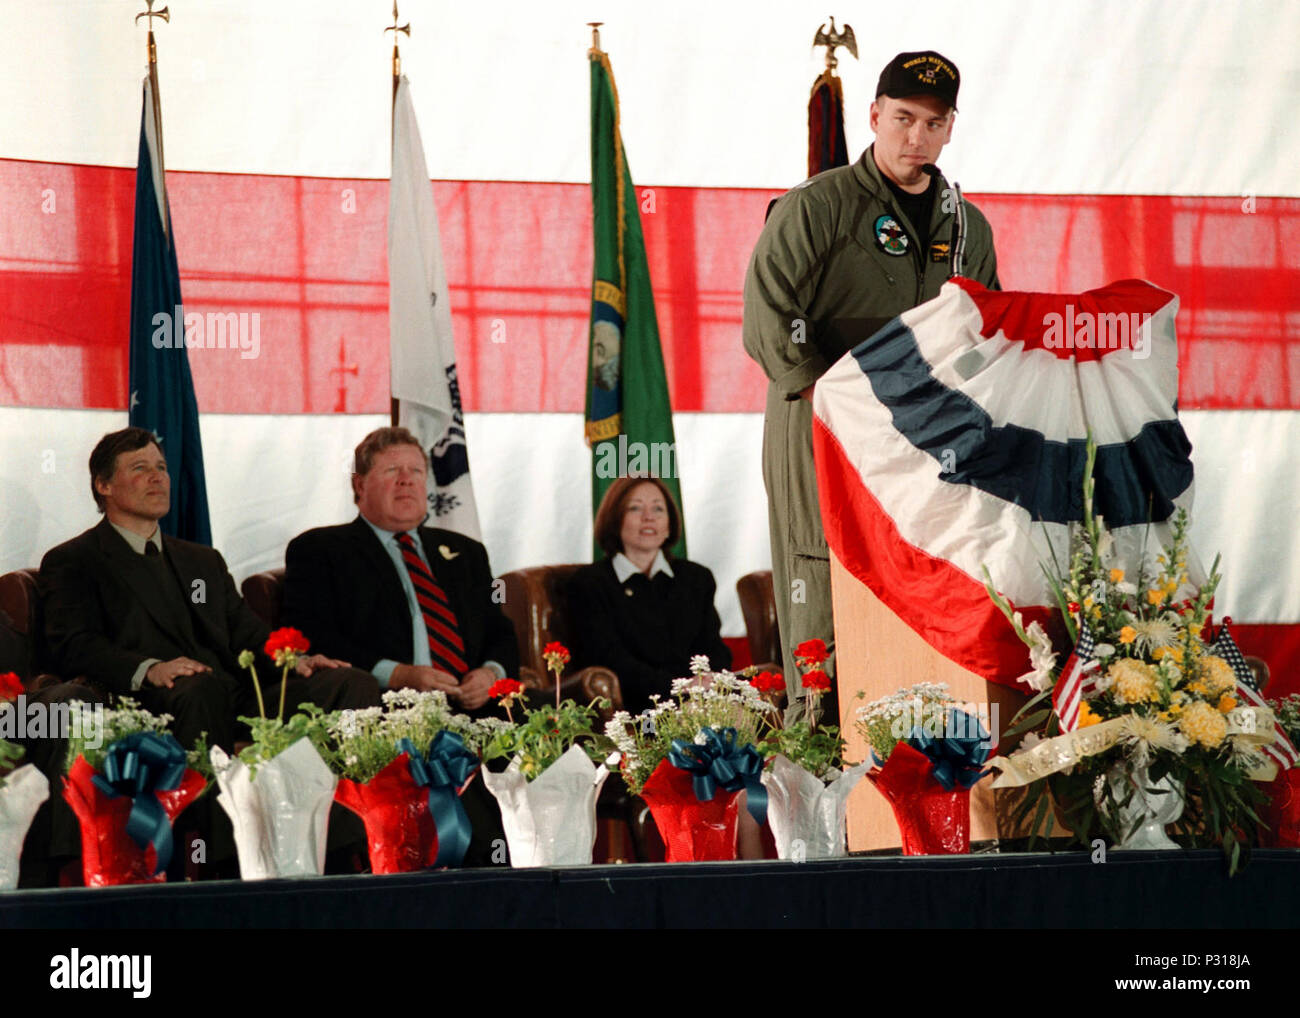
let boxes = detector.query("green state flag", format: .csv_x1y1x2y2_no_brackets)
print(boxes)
585,45,686,559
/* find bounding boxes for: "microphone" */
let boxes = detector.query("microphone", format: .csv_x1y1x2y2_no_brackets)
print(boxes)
920,163,965,278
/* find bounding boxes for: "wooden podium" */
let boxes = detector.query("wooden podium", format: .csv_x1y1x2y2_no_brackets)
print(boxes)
831,551,1030,850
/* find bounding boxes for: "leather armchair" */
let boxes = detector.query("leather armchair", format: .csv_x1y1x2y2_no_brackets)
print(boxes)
497,564,622,715
736,569,781,672
240,568,286,629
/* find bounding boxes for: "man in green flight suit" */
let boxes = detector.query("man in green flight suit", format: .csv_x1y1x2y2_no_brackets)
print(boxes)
742,50,1001,722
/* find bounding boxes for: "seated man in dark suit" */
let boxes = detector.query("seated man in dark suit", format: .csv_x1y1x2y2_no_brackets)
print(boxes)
283,426,520,866
39,427,382,756
282,426,519,713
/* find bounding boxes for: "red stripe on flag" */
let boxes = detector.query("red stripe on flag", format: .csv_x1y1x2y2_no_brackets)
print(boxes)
2,158,1298,413
812,414,1054,689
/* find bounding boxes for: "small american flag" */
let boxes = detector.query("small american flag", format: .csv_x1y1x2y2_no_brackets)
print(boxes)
1054,620,1099,733
1213,620,1299,771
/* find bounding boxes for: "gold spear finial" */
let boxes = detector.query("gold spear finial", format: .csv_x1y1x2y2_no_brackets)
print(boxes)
588,22,603,56
385,1,411,87
812,17,858,73
135,0,170,68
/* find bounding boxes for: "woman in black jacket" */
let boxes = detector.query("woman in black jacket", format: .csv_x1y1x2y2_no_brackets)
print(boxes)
567,476,731,713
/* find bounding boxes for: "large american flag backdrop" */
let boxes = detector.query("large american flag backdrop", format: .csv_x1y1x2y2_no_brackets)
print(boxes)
0,2,1296,692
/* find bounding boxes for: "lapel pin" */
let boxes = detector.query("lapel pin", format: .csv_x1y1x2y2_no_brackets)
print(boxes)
438,545,459,560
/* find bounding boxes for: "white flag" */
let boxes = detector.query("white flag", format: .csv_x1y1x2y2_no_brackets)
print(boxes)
388,76,481,539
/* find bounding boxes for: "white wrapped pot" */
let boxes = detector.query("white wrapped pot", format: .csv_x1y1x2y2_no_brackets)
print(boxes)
761,754,868,860
0,764,49,889
482,744,609,867
211,738,337,880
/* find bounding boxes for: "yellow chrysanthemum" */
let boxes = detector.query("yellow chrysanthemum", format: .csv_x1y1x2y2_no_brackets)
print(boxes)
1147,589,1167,606
1186,680,1208,695
1179,700,1227,749
1217,694,1237,714
1078,701,1102,728
1110,658,1159,704
1119,626,1136,645
1201,656,1237,696
1110,568,1125,584
1152,645,1184,664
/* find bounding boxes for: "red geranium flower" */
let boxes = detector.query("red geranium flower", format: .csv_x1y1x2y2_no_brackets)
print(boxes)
793,638,828,667
489,678,525,700
542,641,570,664
264,627,310,665
749,670,785,695
801,669,831,693
0,671,23,702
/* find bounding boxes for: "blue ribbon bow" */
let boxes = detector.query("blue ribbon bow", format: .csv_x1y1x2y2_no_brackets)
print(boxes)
91,732,188,875
904,708,993,791
398,731,479,869
668,726,768,825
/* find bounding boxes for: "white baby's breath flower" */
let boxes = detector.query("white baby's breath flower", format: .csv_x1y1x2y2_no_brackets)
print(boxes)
689,655,712,677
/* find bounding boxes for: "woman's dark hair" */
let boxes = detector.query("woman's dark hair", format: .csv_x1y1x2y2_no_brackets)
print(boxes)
592,476,681,558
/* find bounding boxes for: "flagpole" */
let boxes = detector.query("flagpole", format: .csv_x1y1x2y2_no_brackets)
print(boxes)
135,0,171,242
387,2,410,426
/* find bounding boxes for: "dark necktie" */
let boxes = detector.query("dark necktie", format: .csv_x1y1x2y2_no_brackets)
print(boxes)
145,541,160,556
395,532,468,676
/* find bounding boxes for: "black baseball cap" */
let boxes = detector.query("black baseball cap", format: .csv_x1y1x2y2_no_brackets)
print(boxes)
876,50,960,110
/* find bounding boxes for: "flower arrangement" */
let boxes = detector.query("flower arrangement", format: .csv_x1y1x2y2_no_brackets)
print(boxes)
604,657,774,797
605,657,773,861
328,688,484,784
64,697,210,777
480,680,611,782
61,697,209,885
985,438,1287,871
478,679,615,867
855,681,993,792
854,681,992,855
329,688,485,872
756,640,850,780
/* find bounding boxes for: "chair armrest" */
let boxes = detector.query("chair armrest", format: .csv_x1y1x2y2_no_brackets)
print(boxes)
576,667,622,718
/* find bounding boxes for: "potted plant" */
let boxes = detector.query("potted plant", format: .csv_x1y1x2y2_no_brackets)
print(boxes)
477,671,614,867
61,697,208,886
0,672,48,890
604,656,771,862
753,643,867,860
856,682,992,855
330,688,483,873
208,627,338,880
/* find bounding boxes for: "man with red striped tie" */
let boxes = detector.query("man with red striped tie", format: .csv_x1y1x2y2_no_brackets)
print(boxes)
282,427,519,716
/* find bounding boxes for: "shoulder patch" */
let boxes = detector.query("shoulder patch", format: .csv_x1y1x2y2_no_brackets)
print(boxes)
873,214,909,256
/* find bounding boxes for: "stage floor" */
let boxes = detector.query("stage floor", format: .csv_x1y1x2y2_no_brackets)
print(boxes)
3,849,1298,929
